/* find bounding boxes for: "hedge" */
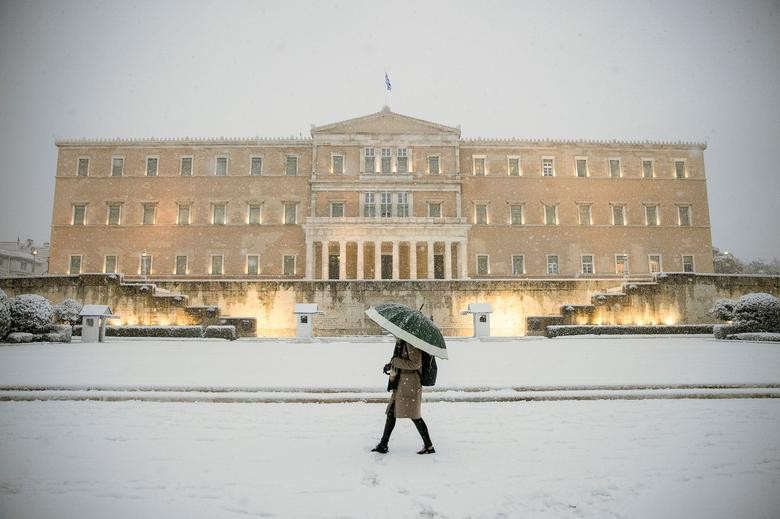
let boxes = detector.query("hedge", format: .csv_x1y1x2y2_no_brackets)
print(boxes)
546,324,715,338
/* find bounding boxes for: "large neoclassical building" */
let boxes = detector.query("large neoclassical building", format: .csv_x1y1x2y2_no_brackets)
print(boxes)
49,108,713,279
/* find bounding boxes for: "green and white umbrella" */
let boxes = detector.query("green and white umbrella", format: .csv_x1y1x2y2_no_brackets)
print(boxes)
365,303,448,359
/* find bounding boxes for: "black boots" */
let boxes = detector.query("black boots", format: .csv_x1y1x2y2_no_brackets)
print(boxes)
412,418,435,455
372,413,435,455
372,413,396,453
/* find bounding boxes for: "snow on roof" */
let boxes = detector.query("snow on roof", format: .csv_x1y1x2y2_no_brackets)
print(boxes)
294,303,321,314
465,303,493,314
79,305,114,316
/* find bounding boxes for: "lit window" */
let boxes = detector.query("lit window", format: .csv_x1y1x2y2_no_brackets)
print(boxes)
107,203,121,225
609,159,621,178
396,192,409,217
211,255,224,275
581,255,594,274
175,255,187,275
180,157,193,176
642,160,654,178
510,204,523,225
428,202,442,218
331,155,343,175
397,148,408,174
473,157,486,176
215,157,228,176
675,161,686,179
678,206,691,226
544,204,558,225
542,158,554,177
512,255,525,275
77,158,89,177
143,204,156,225
177,204,191,225
475,204,488,224
251,157,263,176
682,255,695,273
104,255,117,274
508,157,520,176
576,159,588,177
616,255,629,275
648,254,662,273
146,157,158,177
547,255,559,275
381,148,392,175
212,203,227,225
477,255,489,276
247,255,259,275
364,148,375,174
111,157,124,177
73,204,86,225
612,205,625,226
330,202,344,218
645,205,659,226
284,202,297,224
69,255,82,275
428,156,440,175
578,204,592,225
363,192,376,217
287,156,299,176
248,204,262,224
283,255,296,276
380,192,392,217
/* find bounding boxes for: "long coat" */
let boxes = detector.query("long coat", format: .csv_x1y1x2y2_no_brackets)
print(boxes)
386,343,423,419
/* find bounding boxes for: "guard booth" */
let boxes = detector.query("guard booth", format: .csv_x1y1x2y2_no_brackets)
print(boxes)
461,303,493,338
294,303,323,340
79,305,118,343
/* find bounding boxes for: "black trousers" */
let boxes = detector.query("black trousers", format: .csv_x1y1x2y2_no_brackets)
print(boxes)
378,404,433,448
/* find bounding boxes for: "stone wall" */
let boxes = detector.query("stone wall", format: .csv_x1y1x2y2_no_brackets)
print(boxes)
1,274,778,337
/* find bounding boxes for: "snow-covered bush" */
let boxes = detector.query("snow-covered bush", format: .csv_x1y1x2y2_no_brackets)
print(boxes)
54,299,83,325
709,298,735,321
547,324,714,338
732,293,780,332
203,325,237,340
0,289,11,340
104,326,204,338
10,294,54,333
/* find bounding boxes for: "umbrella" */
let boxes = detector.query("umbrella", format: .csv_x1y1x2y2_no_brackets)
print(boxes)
365,303,448,359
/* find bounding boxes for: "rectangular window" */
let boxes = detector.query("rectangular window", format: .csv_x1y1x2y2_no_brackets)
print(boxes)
397,148,408,174
180,157,193,176
380,192,392,218
330,202,344,218
104,255,117,274
211,255,224,275
616,255,629,275
428,202,442,218
331,155,343,175
508,157,520,176
477,255,489,276
107,203,121,225
381,148,392,174
678,206,691,226
363,192,376,217
69,255,82,275
283,255,296,276
576,158,588,177
212,203,227,225
215,157,228,176
542,158,554,177
544,204,558,225
547,255,559,275
286,156,298,176
77,158,89,177
645,205,659,226
512,255,525,275
146,157,158,177
284,202,297,224
682,255,695,273
251,157,263,176
648,254,662,273
396,192,409,217
510,204,523,225
111,157,124,177
248,204,262,224
71,204,86,225
143,204,156,225
177,204,191,225
609,159,621,178
642,160,654,178
428,156,440,175
475,204,488,224
473,157,486,176
364,148,375,174
140,254,152,276
578,204,592,225
612,205,626,226
675,160,686,179
581,254,594,274
247,255,259,275
175,255,188,275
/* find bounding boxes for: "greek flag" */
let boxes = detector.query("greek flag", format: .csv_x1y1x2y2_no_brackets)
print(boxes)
385,73,392,92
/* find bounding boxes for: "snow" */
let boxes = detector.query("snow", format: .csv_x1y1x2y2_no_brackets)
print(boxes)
0,336,779,518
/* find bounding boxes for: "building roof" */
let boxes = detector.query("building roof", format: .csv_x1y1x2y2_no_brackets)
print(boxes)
311,106,460,136
79,305,114,317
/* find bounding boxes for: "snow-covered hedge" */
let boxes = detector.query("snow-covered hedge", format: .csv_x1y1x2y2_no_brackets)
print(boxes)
54,299,83,325
709,298,735,321
713,292,780,339
546,324,714,338
4,324,72,343
10,294,54,333
104,326,204,338
203,325,237,340
0,289,10,340
725,332,780,342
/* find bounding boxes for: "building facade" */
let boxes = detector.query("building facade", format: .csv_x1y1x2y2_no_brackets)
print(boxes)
49,108,713,279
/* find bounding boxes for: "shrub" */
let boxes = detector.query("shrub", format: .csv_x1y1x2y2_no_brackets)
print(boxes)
0,289,10,340
546,324,714,338
709,298,735,321
10,294,54,333
203,325,237,340
105,326,204,338
54,299,83,325
732,293,780,333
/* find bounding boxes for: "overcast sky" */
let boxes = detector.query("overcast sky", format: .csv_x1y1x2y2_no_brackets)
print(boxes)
1,0,778,260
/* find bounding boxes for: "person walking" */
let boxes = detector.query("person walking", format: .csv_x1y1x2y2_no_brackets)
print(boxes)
372,338,435,455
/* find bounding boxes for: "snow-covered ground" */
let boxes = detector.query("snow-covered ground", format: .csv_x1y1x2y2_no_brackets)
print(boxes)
1,336,779,518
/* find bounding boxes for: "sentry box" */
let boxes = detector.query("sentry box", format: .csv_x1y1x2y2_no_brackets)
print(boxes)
78,304,119,343
461,303,493,338
294,303,323,340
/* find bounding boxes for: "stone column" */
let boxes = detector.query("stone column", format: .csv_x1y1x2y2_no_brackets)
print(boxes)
339,240,347,280
459,240,468,279
392,240,400,280
409,241,417,280
444,241,452,280
305,239,314,279
374,241,382,280
356,241,364,280
427,241,435,279
321,240,329,280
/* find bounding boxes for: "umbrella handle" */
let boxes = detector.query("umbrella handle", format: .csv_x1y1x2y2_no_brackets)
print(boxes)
419,303,425,311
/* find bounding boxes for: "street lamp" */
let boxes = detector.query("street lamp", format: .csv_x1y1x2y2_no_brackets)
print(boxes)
141,249,148,281
31,248,37,274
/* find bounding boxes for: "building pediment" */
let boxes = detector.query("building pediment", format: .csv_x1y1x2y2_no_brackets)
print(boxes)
311,107,460,137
